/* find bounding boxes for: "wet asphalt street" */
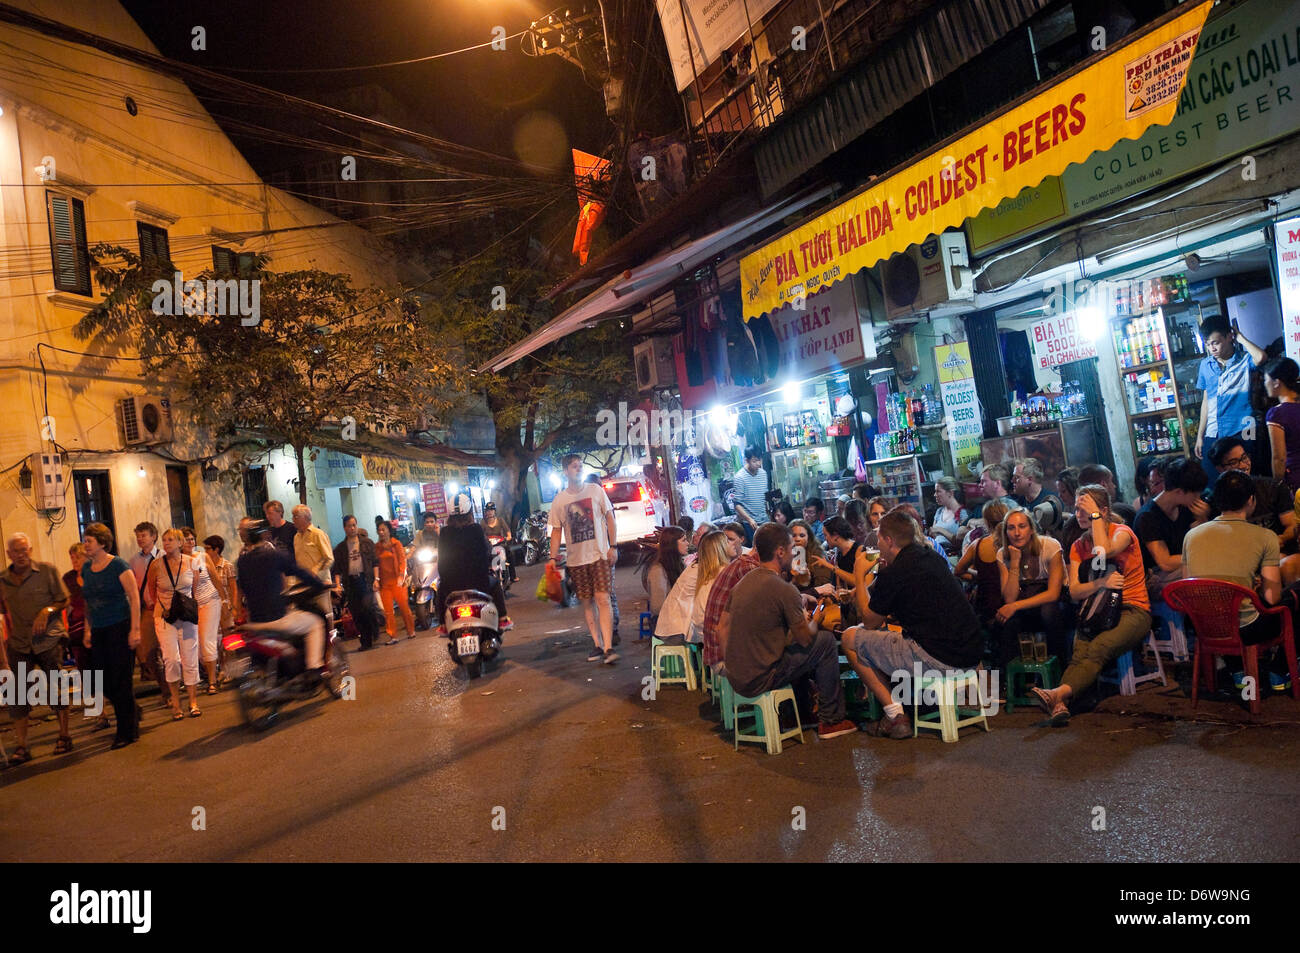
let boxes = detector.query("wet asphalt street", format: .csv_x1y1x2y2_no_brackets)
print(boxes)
3,561,1299,862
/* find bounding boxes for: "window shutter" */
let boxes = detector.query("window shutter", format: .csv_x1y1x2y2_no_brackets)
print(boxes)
212,245,235,274
46,191,90,295
138,223,170,265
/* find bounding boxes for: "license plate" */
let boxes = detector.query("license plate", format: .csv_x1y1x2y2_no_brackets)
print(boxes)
456,634,479,656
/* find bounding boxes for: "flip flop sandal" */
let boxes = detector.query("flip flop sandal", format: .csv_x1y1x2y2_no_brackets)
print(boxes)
7,745,31,765
53,735,73,754
1029,686,1056,715
1049,706,1071,727
207,683,219,695
172,710,185,721
189,707,202,718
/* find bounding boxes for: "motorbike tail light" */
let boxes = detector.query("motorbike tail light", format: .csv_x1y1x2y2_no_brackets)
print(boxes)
455,605,475,619
603,481,614,490
222,634,245,652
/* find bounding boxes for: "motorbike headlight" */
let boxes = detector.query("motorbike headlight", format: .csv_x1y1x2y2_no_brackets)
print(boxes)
417,548,435,563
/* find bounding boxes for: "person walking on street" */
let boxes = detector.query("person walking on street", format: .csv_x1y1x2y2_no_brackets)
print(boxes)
145,529,202,719
79,523,142,750
375,520,416,644
189,532,224,694
292,504,335,633
333,515,381,651
549,453,619,663
1,533,72,763
129,521,169,704
262,500,298,554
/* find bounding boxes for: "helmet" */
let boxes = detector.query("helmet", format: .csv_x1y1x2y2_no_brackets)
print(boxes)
451,492,474,516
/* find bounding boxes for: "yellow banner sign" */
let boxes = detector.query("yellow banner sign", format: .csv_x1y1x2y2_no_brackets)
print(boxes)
361,454,467,486
740,1,1211,321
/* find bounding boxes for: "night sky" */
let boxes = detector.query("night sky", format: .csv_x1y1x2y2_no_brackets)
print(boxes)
119,0,615,168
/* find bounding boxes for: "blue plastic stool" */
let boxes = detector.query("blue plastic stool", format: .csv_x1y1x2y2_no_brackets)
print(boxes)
637,612,653,641
1099,634,1166,696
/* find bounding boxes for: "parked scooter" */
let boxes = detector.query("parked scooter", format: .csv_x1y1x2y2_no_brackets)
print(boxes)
516,510,550,566
408,543,439,629
223,581,351,731
443,588,502,679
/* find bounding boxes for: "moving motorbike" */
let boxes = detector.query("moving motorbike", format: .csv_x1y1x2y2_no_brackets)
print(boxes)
444,588,502,679
223,581,351,731
408,543,439,629
487,534,512,594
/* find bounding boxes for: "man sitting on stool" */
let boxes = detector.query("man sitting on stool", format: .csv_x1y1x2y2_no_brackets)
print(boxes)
843,510,984,739
720,523,857,741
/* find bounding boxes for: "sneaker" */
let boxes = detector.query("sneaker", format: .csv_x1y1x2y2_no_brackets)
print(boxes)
816,719,858,740
1231,671,1247,691
587,647,605,661
861,713,912,740
1269,671,1292,692
500,618,514,631
603,649,619,664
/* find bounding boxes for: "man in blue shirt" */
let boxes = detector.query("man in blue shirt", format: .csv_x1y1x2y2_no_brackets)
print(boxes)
731,447,769,545
802,498,827,546
1195,314,1266,484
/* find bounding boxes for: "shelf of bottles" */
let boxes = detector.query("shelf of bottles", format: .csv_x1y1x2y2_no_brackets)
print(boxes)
1107,275,1196,461
862,454,925,507
874,385,943,459
1008,381,1089,433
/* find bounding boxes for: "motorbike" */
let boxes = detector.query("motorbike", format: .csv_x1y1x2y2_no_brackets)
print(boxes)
223,582,351,731
444,588,502,679
408,543,439,629
516,510,550,567
487,534,512,594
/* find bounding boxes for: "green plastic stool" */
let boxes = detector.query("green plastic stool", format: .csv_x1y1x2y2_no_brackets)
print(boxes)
651,636,697,692
839,655,882,721
687,643,705,691
912,669,992,743
1006,655,1061,713
732,685,804,754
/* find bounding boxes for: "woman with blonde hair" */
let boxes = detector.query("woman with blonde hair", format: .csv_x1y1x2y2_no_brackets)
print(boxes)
656,531,731,645
689,531,733,643
145,528,201,718
954,500,1009,627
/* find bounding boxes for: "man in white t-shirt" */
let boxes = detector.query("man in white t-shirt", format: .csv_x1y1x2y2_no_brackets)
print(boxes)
549,454,619,664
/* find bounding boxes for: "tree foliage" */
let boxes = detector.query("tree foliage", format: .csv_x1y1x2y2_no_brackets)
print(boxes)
74,244,469,500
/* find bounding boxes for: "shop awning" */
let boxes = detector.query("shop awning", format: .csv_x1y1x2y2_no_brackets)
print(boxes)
309,434,493,486
739,0,1213,322
478,185,836,373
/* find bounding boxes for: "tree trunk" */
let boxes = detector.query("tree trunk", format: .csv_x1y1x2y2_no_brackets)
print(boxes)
294,444,308,504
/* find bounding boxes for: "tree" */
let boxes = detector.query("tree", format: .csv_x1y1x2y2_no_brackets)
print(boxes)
74,245,468,502
423,243,632,521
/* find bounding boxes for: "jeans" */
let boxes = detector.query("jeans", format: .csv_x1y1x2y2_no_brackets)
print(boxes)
753,629,845,725
344,576,380,649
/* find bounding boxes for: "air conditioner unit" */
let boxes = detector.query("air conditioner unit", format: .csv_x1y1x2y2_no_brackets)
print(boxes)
30,452,65,510
881,230,975,322
117,395,173,446
634,337,676,392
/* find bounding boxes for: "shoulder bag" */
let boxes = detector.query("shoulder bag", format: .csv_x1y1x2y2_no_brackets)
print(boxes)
163,555,200,625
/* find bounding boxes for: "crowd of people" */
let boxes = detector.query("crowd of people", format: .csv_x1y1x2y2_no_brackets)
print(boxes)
1,496,512,766
638,413,1300,739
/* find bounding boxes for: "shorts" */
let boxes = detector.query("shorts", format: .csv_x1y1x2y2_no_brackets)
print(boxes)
567,559,612,600
5,644,68,717
849,628,953,681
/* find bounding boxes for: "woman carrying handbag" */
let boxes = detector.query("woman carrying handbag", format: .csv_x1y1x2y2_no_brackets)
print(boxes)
145,529,202,719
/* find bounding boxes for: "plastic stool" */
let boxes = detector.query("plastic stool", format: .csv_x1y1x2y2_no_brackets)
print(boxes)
732,685,804,754
912,668,991,743
687,642,705,691
1006,655,1061,713
839,654,881,720
651,636,697,692
1099,633,1166,696
1150,601,1190,662
637,612,653,641
718,672,736,729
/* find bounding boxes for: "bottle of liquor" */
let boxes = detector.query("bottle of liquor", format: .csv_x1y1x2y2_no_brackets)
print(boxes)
1136,424,1149,454
1156,422,1170,452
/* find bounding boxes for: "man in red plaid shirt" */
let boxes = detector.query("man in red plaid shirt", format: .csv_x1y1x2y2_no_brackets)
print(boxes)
701,549,760,668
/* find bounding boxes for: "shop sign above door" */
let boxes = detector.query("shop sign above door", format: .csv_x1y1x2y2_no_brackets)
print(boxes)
1029,313,1100,369
739,1,1211,321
